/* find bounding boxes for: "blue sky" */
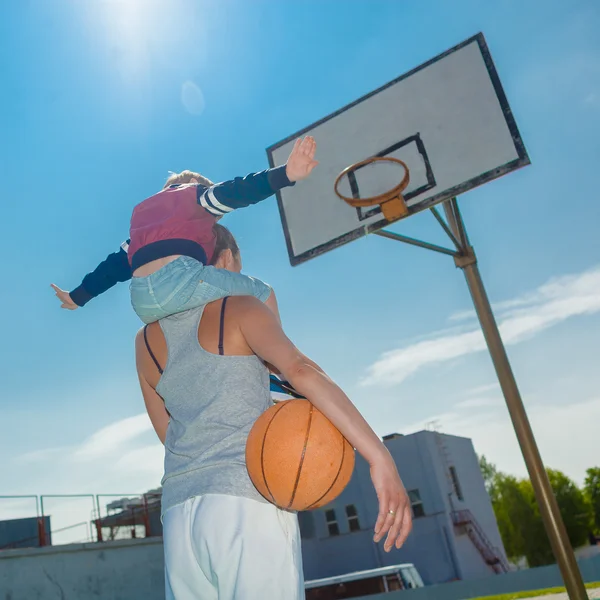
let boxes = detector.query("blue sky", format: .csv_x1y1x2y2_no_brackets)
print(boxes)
1,0,599,538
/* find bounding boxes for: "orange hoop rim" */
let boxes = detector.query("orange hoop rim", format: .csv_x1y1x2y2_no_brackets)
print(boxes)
334,157,410,207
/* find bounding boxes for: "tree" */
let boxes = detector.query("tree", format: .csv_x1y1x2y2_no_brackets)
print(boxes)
479,458,593,567
479,456,550,565
584,467,600,533
479,455,498,495
546,469,593,548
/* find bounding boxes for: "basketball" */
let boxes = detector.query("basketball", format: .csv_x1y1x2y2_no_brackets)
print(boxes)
246,399,355,511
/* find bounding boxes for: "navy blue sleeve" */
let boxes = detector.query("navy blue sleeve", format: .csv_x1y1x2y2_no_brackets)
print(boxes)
197,165,295,216
269,374,304,398
70,241,132,307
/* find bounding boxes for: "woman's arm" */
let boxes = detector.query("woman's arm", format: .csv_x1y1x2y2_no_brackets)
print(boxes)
237,297,412,552
135,331,170,444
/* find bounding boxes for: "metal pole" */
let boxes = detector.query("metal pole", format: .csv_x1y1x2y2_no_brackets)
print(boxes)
443,199,588,600
374,229,458,257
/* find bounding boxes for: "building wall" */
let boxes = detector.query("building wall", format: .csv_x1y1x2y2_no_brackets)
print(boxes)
301,431,507,585
301,471,459,585
427,433,507,579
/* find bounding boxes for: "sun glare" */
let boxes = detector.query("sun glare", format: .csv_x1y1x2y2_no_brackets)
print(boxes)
90,0,211,115
99,0,162,76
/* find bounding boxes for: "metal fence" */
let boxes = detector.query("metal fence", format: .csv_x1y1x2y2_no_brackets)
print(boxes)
0,491,162,550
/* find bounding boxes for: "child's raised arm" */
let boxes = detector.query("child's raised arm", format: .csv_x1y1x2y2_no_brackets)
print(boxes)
196,136,317,217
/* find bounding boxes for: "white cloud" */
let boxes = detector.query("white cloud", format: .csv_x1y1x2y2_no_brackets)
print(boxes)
362,266,600,387
2,414,164,544
73,414,153,461
10,413,162,495
464,383,499,397
455,396,500,410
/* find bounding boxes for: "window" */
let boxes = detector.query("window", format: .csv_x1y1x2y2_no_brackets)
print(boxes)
345,504,361,532
324,509,340,536
408,489,425,518
449,466,464,501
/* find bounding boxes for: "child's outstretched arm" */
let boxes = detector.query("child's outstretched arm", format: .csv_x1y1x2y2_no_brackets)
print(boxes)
51,240,132,310
196,136,318,217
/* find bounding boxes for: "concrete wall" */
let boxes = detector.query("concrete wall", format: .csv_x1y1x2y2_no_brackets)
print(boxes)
2,533,598,600
354,553,600,600
0,538,165,600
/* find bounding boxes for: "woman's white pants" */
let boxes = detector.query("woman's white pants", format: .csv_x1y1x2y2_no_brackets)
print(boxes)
163,494,305,600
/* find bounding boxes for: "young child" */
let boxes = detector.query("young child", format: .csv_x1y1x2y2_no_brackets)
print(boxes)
52,137,317,323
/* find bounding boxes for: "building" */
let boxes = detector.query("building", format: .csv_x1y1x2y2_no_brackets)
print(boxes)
94,489,162,542
0,516,52,550
298,430,508,585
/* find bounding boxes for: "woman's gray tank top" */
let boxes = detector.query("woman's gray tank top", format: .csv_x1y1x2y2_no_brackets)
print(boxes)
155,304,272,516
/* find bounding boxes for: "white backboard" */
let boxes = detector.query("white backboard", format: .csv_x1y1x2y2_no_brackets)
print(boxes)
267,33,529,266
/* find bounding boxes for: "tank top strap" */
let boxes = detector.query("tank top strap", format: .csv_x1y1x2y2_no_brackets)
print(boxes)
218,297,229,356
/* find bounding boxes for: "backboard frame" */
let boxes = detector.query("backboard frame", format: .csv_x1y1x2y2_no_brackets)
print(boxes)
266,32,530,266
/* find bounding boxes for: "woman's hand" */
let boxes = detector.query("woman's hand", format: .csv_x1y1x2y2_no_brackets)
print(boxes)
370,452,413,552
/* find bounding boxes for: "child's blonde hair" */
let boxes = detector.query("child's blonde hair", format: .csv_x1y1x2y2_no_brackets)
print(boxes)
163,170,214,190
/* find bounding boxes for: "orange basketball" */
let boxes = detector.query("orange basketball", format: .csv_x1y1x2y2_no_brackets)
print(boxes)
246,399,355,511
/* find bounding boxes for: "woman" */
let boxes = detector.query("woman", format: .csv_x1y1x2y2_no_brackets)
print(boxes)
135,224,412,600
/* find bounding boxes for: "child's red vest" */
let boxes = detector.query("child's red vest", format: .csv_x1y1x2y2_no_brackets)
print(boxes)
128,185,216,271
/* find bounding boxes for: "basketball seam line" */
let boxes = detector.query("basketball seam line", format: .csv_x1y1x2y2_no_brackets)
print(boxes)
260,401,290,505
305,438,347,510
287,403,313,510
260,402,288,504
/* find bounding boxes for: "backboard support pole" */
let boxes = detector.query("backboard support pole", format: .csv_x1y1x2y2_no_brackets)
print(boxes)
430,206,463,251
373,229,458,257
378,197,588,600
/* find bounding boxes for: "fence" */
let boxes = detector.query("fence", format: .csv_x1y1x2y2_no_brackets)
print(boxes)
0,492,162,550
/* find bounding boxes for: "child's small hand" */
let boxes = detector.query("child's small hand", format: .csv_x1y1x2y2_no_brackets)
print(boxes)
51,284,78,311
285,136,318,182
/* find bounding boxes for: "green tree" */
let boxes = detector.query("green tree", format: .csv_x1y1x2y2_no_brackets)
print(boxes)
479,456,550,565
584,467,600,533
547,469,593,548
479,458,593,567
491,473,534,561
479,455,498,495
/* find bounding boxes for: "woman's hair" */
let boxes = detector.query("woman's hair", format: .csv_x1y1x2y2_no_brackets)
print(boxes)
163,170,214,189
210,224,240,265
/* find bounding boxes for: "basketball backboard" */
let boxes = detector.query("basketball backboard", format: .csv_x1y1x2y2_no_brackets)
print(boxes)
266,33,530,266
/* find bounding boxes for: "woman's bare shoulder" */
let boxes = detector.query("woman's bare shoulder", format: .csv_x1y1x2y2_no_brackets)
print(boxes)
134,322,164,355
227,295,266,312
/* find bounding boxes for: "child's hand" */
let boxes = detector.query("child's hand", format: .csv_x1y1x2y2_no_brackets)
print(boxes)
51,284,79,311
285,136,318,182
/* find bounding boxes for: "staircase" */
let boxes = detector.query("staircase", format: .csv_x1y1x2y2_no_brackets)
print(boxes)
452,509,510,574
428,425,509,575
